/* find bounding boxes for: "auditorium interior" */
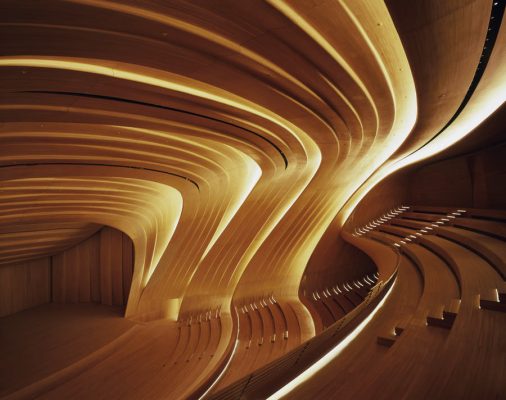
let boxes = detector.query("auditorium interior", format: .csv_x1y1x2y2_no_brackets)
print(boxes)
1,1,505,399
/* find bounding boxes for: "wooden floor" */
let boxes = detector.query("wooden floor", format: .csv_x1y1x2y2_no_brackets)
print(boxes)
0,303,233,400
0,303,135,398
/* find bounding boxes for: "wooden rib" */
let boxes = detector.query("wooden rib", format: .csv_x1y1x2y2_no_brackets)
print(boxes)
0,0,504,398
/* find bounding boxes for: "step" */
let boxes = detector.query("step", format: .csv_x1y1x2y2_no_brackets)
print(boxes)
427,301,459,329
480,288,506,312
480,299,506,312
444,298,461,320
427,316,454,329
377,335,396,347
394,326,405,337
499,281,506,303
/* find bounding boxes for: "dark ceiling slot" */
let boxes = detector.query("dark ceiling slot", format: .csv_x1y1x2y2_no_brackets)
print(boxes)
406,0,506,155
0,162,201,191
16,90,289,169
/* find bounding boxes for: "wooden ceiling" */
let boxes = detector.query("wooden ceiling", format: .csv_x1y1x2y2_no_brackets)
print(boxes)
0,0,505,398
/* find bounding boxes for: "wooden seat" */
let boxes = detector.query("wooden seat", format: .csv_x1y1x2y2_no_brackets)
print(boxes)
280,207,506,399
342,289,363,307
311,295,336,329
377,334,397,347
330,297,347,316
480,285,506,312
466,208,506,222
410,206,460,215
436,226,506,280
173,322,192,365
426,299,460,329
367,230,398,246
333,292,356,314
389,217,434,231
269,299,288,348
379,224,413,239
211,297,301,392
453,218,506,241
353,282,371,300
401,212,447,222
322,294,345,321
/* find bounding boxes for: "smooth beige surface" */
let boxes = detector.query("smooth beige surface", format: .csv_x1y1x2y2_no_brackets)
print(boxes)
0,0,505,398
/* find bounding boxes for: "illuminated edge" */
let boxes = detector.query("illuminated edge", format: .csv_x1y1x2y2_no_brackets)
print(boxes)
267,277,397,399
198,310,240,400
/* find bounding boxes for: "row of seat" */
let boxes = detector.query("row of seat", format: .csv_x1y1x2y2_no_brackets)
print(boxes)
376,206,506,305
353,205,410,236
10,205,502,400
346,206,506,397
212,295,301,390
174,307,223,365
276,205,506,399
305,274,379,331
214,272,380,392
208,272,394,399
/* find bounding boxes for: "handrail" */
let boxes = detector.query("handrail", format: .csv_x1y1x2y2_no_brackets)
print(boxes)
207,271,397,400
189,308,240,400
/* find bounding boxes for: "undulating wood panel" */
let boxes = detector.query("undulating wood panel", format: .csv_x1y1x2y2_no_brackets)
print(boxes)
0,0,505,398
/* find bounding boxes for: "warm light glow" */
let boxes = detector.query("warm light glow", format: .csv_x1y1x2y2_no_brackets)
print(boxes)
200,152,262,260
328,0,418,224
198,321,239,400
341,78,506,227
68,0,327,106
268,279,396,399
0,56,321,163
141,187,183,286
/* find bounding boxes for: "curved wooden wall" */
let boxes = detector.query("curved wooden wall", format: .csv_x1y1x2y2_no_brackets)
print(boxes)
0,0,505,399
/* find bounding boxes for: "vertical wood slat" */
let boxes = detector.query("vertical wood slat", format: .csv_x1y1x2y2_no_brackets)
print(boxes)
90,233,101,303
111,229,124,306
54,227,131,307
122,233,133,306
66,249,79,303
78,237,91,303
0,257,51,317
28,258,51,307
100,227,113,306
51,253,65,303
0,227,133,316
